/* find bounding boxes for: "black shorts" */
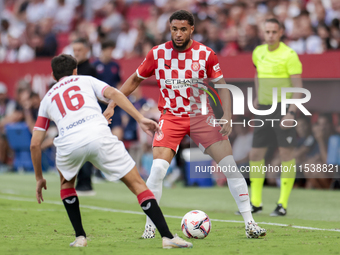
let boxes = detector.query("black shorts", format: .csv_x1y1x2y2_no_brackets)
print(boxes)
252,104,296,148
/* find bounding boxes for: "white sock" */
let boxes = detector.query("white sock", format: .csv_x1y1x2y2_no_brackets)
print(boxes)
145,158,169,228
218,155,254,225
240,211,253,225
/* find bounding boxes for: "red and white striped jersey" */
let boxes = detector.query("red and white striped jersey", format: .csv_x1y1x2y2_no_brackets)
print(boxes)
137,40,223,117
34,75,111,153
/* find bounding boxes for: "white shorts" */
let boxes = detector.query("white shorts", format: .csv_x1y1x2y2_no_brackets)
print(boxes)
56,135,135,181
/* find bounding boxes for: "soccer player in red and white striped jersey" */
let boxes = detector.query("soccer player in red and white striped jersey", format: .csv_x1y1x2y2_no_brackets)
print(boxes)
105,10,266,239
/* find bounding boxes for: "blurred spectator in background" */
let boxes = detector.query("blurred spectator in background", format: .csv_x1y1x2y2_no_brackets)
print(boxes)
156,0,175,37
133,20,155,57
307,0,327,28
145,5,161,40
0,82,16,165
325,0,340,25
294,115,319,166
317,23,333,51
101,1,124,42
336,113,340,134
0,82,16,128
92,40,124,140
26,0,46,24
204,22,224,54
21,91,40,132
289,12,323,54
30,18,58,57
93,40,120,87
113,21,138,59
53,0,76,32
3,0,340,62
92,26,108,58
0,27,35,62
329,18,340,49
293,115,318,187
304,113,334,189
327,116,340,189
247,23,262,49
0,81,31,130
313,114,334,164
72,38,97,195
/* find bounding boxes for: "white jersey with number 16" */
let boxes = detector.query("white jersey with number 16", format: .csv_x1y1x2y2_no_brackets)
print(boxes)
34,75,111,154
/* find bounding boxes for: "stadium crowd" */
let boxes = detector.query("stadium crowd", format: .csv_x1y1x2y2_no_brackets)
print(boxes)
0,0,340,190
1,0,340,62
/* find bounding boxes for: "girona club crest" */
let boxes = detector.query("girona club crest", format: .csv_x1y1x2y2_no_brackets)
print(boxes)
191,62,200,71
155,130,164,141
206,115,215,127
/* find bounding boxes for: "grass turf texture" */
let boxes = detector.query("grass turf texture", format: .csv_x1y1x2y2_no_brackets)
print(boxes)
0,172,340,255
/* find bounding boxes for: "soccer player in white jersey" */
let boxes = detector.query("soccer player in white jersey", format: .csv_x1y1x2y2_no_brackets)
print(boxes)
30,54,193,249
104,10,267,239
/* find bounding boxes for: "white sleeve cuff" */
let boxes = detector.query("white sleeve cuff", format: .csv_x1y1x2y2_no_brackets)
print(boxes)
136,69,148,80
211,75,224,83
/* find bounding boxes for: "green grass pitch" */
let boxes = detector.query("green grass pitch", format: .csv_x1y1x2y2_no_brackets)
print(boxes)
1,172,340,255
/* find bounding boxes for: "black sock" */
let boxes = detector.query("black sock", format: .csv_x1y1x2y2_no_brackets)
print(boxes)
140,198,173,239
62,195,86,238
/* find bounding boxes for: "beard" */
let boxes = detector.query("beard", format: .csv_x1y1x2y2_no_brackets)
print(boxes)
172,37,191,51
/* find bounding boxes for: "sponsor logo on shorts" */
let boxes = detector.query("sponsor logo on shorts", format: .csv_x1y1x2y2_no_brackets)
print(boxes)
155,130,164,141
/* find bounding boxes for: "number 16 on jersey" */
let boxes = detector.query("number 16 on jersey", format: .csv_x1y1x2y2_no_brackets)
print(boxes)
52,86,85,117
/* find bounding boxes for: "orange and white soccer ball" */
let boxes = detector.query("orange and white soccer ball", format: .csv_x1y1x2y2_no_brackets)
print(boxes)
181,210,211,239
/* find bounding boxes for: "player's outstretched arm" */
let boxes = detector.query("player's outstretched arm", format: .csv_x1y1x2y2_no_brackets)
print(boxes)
30,130,47,204
120,72,144,97
103,72,144,120
103,86,159,136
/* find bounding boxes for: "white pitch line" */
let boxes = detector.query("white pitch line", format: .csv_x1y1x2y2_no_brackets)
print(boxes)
1,195,340,233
